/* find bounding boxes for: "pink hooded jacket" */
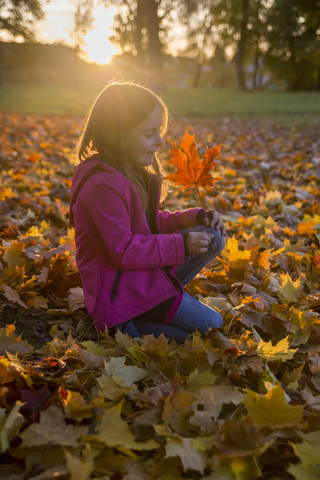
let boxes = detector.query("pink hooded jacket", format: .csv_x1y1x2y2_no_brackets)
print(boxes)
69,157,202,329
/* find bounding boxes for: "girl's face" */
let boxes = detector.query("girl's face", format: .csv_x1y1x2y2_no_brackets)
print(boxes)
125,105,164,166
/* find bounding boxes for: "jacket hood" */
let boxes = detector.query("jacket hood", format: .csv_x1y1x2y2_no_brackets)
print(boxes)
69,155,117,226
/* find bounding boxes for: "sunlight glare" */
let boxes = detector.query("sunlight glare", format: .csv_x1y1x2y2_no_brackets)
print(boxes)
83,5,118,64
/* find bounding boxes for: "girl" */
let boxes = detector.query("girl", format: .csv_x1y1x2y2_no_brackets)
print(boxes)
69,81,226,344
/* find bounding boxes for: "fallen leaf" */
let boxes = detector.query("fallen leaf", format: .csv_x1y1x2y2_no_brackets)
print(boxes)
244,384,304,428
104,356,146,387
256,336,297,361
165,436,207,474
19,404,87,447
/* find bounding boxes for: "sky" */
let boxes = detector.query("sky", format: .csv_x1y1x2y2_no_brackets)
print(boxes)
38,1,119,64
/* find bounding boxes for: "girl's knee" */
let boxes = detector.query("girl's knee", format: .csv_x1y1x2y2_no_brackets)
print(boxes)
204,227,225,257
206,311,223,329
215,231,226,256
198,306,223,332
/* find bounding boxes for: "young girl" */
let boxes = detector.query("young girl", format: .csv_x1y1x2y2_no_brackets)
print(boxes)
69,81,226,344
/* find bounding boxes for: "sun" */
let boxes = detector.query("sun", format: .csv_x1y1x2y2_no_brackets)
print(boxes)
83,5,119,64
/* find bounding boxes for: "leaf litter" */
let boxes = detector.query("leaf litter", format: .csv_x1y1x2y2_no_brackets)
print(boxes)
0,112,320,479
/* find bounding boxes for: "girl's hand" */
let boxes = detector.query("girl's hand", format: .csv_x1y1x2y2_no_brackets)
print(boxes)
196,209,227,236
184,231,214,255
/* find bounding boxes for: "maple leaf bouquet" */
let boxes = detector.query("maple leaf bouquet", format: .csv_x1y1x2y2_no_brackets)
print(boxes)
167,130,222,208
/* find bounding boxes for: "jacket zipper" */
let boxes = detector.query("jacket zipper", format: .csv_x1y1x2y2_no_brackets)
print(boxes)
110,269,122,302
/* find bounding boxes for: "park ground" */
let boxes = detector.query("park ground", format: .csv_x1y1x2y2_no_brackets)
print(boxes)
0,86,319,479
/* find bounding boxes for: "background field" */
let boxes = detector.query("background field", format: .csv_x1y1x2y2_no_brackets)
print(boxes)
1,83,320,119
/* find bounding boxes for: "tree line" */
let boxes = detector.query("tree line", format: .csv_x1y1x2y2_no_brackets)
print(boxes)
1,0,319,90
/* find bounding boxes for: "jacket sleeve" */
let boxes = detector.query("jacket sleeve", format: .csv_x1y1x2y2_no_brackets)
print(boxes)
79,182,185,270
157,208,203,234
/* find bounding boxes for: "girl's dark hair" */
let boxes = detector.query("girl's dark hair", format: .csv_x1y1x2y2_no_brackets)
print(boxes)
77,81,168,206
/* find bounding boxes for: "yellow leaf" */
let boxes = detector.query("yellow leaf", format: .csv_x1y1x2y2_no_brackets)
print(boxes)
244,384,303,428
80,340,111,356
258,250,271,271
25,225,43,237
288,441,320,480
104,356,146,387
264,190,282,206
289,307,319,332
142,333,169,357
297,220,317,235
62,390,94,421
27,295,49,309
186,369,217,391
0,187,17,201
256,336,297,361
0,402,24,452
89,402,158,451
222,236,251,262
231,456,262,480
94,375,134,401
278,272,304,303
3,242,25,267
162,391,194,432
65,444,94,480
0,324,33,355
0,358,20,384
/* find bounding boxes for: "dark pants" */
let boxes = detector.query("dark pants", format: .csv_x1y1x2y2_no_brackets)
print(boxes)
117,226,225,343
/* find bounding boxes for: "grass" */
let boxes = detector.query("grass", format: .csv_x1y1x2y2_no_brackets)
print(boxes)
0,83,320,119
164,88,320,118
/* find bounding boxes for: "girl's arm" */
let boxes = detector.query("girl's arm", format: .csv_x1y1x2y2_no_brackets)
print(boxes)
78,183,186,270
158,208,227,237
157,208,203,234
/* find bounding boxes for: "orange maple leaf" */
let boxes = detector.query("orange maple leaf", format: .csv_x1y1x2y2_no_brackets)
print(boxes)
167,130,222,191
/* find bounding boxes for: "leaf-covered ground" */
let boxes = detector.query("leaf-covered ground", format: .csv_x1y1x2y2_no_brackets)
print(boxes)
0,112,320,480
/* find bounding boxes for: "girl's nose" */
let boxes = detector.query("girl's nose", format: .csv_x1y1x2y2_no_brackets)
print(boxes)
155,134,164,146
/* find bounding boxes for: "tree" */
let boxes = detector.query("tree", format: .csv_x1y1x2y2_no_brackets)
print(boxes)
105,0,178,88
177,0,217,87
265,0,320,90
179,0,253,89
73,0,95,52
0,0,44,40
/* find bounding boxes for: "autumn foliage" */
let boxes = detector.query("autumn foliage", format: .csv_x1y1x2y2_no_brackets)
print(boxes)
168,130,222,206
0,112,320,479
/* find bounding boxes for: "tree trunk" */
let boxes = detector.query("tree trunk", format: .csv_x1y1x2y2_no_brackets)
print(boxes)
252,49,259,89
193,26,210,87
193,62,202,87
235,0,249,90
143,0,164,90
134,0,145,60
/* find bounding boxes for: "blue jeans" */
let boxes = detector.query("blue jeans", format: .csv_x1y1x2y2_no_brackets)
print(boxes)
117,226,225,343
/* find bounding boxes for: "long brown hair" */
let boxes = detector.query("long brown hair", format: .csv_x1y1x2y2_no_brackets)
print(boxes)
77,81,168,206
